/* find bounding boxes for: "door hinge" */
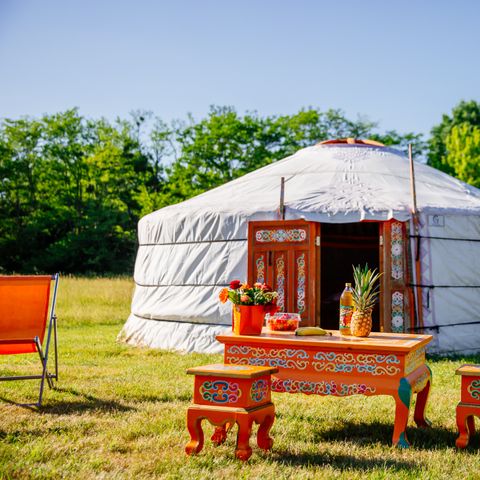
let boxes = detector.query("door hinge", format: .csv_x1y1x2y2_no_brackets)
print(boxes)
379,235,384,246
315,236,321,247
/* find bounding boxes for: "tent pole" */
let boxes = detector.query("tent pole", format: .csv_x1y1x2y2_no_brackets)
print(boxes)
409,144,424,331
279,177,285,220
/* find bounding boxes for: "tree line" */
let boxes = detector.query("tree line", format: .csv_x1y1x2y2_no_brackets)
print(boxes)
1,101,479,275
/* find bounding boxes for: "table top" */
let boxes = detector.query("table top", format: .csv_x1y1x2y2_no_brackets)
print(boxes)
456,364,480,376
187,363,279,379
217,328,432,353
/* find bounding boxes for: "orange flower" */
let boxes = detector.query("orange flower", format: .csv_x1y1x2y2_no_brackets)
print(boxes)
241,283,251,290
218,288,229,303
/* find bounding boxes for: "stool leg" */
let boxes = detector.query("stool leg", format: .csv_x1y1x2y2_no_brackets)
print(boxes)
211,423,233,445
185,409,205,455
257,406,275,451
467,415,476,437
235,414,254,461
455,405,471,449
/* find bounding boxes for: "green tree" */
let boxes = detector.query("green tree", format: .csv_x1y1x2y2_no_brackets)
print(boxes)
444,123,480,188
428,100,480,175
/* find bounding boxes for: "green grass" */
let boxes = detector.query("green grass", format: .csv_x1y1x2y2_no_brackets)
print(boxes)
0,277,479,479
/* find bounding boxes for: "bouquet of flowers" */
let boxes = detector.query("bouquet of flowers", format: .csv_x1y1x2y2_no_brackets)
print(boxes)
219,280,278,310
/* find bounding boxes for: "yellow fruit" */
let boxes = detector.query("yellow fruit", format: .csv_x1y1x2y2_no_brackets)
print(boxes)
295,327,331,336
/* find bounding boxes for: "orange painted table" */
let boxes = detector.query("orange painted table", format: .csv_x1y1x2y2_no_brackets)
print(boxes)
217,329,433,448
455,364,480,448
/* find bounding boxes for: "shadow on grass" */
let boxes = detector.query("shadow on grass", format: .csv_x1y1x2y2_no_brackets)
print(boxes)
315,420,458,449
38,387,136,415
270,449,416,471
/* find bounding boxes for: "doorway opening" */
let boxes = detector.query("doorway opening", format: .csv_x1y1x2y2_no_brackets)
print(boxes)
320,222,380,331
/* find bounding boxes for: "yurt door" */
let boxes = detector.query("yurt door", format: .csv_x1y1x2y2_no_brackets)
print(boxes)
319,222,381,330
248,220,319,326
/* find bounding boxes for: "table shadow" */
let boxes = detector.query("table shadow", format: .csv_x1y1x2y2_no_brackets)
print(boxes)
315,419,459,450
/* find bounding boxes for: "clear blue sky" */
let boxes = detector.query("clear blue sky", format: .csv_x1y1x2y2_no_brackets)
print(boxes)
0,0,479,137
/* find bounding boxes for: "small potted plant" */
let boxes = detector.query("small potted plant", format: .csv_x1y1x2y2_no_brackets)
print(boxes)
219,281,278,335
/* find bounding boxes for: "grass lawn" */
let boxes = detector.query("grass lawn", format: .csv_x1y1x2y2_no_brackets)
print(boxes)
0,277,479,479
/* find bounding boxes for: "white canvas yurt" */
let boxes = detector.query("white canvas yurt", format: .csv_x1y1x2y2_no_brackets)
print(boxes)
119,140,480,355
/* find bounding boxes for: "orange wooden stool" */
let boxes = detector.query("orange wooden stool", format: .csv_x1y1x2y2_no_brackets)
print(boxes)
185,364,277,461
455,364,480,448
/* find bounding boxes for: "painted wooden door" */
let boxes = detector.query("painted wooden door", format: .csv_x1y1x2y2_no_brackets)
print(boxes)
380,220,414,333
248,220,319,326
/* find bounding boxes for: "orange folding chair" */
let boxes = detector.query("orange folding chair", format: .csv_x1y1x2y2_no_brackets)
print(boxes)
0,274,59,407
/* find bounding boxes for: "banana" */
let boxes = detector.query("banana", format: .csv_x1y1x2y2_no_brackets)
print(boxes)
295,326,332,336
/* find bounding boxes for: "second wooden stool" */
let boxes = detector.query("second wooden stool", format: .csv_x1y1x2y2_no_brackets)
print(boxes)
185,364,277,461
456,364,480,448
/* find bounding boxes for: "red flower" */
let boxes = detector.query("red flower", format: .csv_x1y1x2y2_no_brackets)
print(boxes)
261,284,272,292
229,280,241,290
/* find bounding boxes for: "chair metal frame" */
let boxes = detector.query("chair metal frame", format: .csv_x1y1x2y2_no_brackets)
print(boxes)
0,273,59,407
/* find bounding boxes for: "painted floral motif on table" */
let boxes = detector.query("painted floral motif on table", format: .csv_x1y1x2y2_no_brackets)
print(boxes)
467,379,480,400
405,347,426,376
411,370,430,393
391,222,404,281
272,378,376,396
256,229,307,243
255,255,265,284
276,255,285,311
391,291,404,333
296,253,306,314
200,380,242,404
226,345,309,370
250,379,269,403
312,351,401,376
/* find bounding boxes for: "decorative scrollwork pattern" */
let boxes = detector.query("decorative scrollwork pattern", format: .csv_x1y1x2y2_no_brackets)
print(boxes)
312,351,401,376
256,229,307,243
250,379,269,403
255,255,265,284
200,380,242,403
276,255,285,311
272,378,376,396
467,379,480,400
297,253,306,314
405,347,425,375
226,345,310,370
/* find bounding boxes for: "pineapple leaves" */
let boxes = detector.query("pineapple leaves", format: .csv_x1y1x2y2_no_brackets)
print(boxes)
352,264,383,312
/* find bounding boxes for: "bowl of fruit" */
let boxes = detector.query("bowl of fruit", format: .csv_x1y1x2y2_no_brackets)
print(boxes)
265,312,301,332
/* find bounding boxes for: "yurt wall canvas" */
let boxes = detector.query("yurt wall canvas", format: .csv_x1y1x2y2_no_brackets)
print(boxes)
119,143,480,355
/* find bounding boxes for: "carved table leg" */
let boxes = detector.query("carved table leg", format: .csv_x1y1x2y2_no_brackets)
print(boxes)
392,378,412,448
185,409,205,455
414,368,432,428
467,415,476,437
257,405,275,451
456,405,472,449
235,414,254,461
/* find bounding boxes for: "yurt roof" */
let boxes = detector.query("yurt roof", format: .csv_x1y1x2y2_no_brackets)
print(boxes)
141,143,480,238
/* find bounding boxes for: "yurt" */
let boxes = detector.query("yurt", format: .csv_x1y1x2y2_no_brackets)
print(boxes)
119,139,480,355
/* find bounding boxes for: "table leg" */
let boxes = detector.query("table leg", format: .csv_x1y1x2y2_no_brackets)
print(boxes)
456,405,471,449
467,415,476,437
414,367,432,428
235,414,254,461
257,405,275,451
185,409,205,455
392,378,412,448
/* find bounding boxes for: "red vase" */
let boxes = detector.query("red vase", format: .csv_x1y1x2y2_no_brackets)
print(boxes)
232,305,266,335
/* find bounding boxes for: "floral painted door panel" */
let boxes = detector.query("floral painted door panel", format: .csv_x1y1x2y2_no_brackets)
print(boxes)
217,330,433,448
248,220,318,326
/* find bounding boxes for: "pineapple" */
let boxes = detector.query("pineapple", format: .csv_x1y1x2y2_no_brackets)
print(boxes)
350,264,382,337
